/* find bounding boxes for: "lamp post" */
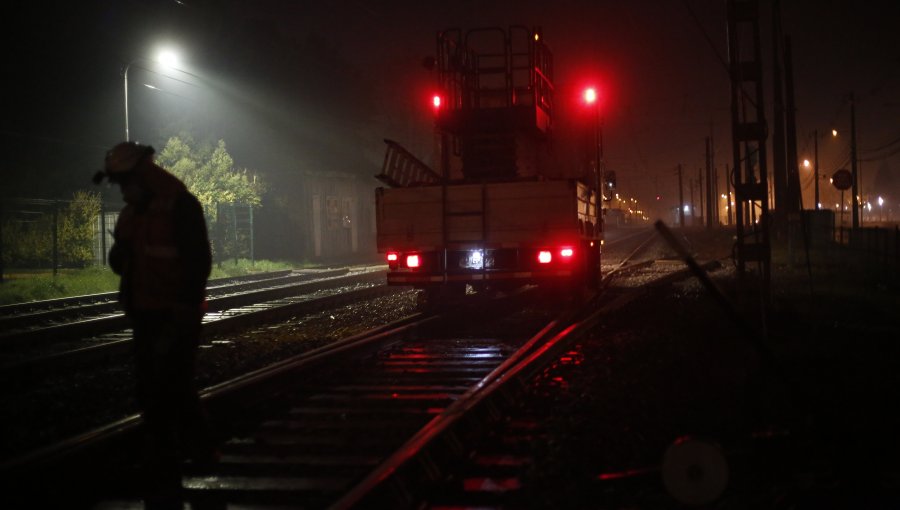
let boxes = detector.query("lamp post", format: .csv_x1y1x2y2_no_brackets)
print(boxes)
850,92,859,228
813,129,819,210
804,128,838,210
123,49,180,141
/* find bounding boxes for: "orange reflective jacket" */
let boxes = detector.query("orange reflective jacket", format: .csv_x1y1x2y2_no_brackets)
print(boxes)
111,166,211,312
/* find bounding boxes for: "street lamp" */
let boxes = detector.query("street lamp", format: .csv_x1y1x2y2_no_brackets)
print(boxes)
806,128,839,211
123,48,180,141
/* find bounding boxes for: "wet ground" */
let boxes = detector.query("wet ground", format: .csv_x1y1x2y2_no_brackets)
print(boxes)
515,227,900,508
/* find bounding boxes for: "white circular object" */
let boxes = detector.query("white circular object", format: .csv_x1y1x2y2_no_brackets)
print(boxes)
661,436,729,506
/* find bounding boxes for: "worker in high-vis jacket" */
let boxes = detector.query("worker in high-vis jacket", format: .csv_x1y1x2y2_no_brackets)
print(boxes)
95,141,216,507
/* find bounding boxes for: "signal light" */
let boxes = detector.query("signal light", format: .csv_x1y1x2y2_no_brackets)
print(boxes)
583,87,597,105
537,250,552,264
656,195,661,201
406,254,421,268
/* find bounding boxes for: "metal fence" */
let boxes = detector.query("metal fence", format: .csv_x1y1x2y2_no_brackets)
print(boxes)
1,197,118,278
93,209,119,267
214,203,255,265
1,197,255,281
834,225,900,285
797,210,900,286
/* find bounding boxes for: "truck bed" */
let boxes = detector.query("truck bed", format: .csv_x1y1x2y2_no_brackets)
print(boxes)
376,179,598,251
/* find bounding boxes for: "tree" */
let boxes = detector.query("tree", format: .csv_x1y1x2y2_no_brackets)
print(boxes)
156,136,265,262
157,136,265,222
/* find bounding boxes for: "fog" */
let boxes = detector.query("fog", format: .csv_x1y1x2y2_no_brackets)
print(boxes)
3,0,898,261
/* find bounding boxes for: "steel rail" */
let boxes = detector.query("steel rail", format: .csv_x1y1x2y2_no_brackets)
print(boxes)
332,253,728,508
0,283,405,382
0,312,436,503
3,286,549,508
603,228,661,279
0,268,350,331
0,269,295,317
0,270,386,347
332,292,607,508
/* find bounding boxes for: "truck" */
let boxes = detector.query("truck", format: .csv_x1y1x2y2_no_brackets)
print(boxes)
375,26,603,306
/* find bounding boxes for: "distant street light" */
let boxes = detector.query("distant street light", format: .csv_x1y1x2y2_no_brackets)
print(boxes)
123,48,181,141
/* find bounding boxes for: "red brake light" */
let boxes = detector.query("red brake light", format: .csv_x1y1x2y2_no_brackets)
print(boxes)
386,252,399,262
406,254,421,268
538,250,552,264
560,247,574,258
432,95,442,109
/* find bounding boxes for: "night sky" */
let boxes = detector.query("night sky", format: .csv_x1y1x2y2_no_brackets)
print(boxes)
3,0,898,218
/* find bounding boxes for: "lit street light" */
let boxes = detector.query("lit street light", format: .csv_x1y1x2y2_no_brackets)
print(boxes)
807,128,839,211
123,48,180,141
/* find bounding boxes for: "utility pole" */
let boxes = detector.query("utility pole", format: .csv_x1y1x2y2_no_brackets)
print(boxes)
689,178,696,226
814,129,819,209
784,35,802,213
771,0,787,228
851,92,859,228
714,166,720,225
725,164,733,225
677,164,685,227
728,0,772,290
705,137,713,229
698,167,704,227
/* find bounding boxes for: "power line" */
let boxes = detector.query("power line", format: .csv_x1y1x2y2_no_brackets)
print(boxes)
680,0,729,76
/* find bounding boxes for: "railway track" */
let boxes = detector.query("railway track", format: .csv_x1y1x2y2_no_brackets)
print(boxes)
3,286,558,508
0,266,393,383
2,228,730,508
0,267,376,346
334,234,726,509
0,269,294,320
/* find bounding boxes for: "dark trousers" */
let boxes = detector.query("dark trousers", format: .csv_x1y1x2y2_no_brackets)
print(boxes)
132,308,214,507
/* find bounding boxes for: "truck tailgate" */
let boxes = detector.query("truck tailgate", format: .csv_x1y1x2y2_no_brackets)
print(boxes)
376,180,594,251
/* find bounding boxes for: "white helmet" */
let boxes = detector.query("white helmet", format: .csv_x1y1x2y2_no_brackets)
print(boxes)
93,142,154,184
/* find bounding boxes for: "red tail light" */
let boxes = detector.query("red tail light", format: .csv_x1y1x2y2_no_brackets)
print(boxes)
386,252,399,262
560,247,574,258
406,254,421,268
537,250,552,264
